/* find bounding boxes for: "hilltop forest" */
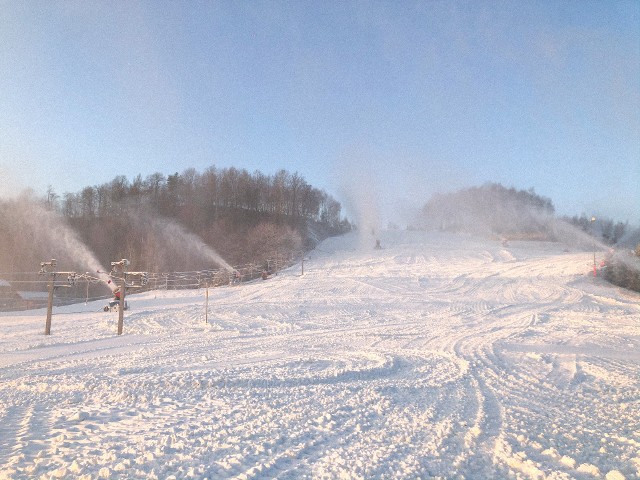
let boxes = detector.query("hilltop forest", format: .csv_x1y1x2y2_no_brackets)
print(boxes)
2,178,638,293
0,167,351,275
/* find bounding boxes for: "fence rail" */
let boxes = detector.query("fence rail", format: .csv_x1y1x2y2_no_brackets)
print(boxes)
0,251,305,312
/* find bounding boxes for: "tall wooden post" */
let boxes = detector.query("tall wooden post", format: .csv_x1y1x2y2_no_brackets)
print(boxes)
205,285,209,324
117,274,126,335
44,273,55,335
273,251,277,276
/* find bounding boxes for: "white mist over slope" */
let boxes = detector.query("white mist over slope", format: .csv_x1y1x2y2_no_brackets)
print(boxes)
5,195,115,291
127,209,233,272
0,230,638,479
335,165,383,249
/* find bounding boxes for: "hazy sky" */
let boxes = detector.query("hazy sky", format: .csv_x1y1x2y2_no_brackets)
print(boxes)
1,1,639,224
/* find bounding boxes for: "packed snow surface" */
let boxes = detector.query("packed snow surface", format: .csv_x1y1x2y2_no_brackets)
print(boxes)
1,231,639,479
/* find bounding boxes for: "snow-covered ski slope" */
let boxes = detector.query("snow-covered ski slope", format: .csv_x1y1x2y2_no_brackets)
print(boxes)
1,231,639,479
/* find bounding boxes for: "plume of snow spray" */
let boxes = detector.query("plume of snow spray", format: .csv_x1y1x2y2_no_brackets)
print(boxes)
128,208,234,271
12,194,116,291
335,162,383,250
155,219,233,271
550,218,610,251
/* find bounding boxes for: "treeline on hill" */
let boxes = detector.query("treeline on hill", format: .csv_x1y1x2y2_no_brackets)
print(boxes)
419,183,555,239
0,167,351,276
561,214,640,293
603,248,640,293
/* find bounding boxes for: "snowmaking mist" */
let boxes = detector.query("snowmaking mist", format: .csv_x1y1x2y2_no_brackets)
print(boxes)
331,151,454,246
7,194,116,291
549,217,640,276
127,208,233,272
551,218,610,251
334,164,383,250
417,185,618,254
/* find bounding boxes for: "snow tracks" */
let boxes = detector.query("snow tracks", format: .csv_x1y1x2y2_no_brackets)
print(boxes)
0,231,639,479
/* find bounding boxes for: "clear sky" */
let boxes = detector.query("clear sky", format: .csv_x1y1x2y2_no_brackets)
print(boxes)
1,1,639,224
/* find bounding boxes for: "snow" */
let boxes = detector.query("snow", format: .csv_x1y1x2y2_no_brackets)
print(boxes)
0,230,639,479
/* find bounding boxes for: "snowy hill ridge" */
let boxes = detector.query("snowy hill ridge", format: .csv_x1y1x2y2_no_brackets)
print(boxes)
1,231,639,479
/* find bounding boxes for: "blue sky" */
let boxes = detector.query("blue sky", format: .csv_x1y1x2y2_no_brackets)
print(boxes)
1,1,638,224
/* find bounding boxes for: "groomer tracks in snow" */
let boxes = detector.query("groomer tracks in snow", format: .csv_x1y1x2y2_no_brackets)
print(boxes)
1,231,639,479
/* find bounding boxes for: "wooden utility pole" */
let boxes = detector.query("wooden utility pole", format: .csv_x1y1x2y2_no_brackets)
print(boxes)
117,274,126,335
205,285,209,324
111,258,129,336
44,273,55,335
39,259,57,335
